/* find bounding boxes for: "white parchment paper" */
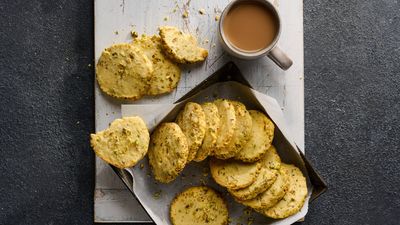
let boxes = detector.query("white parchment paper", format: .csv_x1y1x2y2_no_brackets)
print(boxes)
121,81,311,225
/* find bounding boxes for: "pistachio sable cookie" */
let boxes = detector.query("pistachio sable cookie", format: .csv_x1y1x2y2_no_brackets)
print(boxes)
90,117,150,169
261,164,308,219
148,123,189,183
96,43,153,100
210,158,261,190
235,110,275,162
229,145,281,200
194,102,220,162
176,102,206,162
132,35,181,95
159,26,208,64
170,186,228,225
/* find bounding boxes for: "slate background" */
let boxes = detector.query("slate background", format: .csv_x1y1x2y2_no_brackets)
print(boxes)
0,0,399,224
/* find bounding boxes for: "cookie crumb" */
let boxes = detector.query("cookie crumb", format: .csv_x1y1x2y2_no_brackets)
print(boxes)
130,31,138,39
199,8,206,15
140,163,144,169
182,10,189,18
153,190,162,199
164,17,169,21
215,15,220,21
212,43,216,48
114,31,119,35
88,63,92,68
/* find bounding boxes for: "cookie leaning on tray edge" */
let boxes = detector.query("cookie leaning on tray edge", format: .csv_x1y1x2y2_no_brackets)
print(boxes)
90,99,308,223
95,26,208,100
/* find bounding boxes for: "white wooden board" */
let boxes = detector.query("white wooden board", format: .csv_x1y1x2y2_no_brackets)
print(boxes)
94,0,304,222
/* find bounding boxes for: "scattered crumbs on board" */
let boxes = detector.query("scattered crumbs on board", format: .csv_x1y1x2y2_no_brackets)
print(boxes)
199,8,206,15
182,10,189,18
131,31,138,39
153,190,162,199
203,39,209,44
215,15,220,21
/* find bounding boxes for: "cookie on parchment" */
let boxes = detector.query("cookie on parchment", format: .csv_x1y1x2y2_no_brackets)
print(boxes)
235,110,274,162
228,146,281,200
148,123,189,183
261,164,308,219
96,43,153,100
212,99,237,159
90,117,150,169
170,186,228,225
176,102,206,162
159,26,208,64
132,35,181,95
219,100,252,158
210,158,261,190
238,167,289,210
193,102,220,162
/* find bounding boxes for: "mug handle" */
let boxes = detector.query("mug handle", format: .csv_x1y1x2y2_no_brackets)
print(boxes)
267,46,293,71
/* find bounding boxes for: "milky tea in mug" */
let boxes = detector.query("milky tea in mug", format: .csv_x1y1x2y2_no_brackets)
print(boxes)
223,1,279,52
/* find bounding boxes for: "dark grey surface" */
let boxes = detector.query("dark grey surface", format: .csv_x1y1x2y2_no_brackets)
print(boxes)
0,0,399,224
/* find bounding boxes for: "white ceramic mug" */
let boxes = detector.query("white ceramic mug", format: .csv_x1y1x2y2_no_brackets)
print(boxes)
219,0,293,70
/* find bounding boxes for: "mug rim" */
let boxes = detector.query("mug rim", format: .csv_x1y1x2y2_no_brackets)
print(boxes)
219,0,282,58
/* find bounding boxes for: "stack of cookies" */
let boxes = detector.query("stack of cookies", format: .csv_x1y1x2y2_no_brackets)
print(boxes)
90,99,308,224
96,26,208,100
147,99,308,222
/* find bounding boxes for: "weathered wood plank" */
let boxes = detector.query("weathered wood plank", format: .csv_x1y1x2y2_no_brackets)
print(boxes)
94,0,303,222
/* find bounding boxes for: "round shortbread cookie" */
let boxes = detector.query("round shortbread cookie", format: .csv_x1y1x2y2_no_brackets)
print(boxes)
210,158,261,190
90,117,150,169
235,110,274,162
176,102,206,162
194,102,220,162
261,164,308,219
132,35,181,95
238,168,289,210
228,145,281,200
212,99,237,159
148,123,189,183
96,43,153,100
219,100,252,158
159,26,208,64
170,186,228,225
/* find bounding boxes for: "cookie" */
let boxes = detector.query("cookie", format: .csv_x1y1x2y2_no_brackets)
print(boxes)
261,164,308,219
148,123,189,183
210,158,261,190
235,110,274,162
212,99,237,159
193,102,220,162
132,35,181,95
96,43,153,100
228,146,281,200
159,26,208,64
90,117,150,169
220,100,252,158
238,168,289,210
176,102,206,162
170,186,228,225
